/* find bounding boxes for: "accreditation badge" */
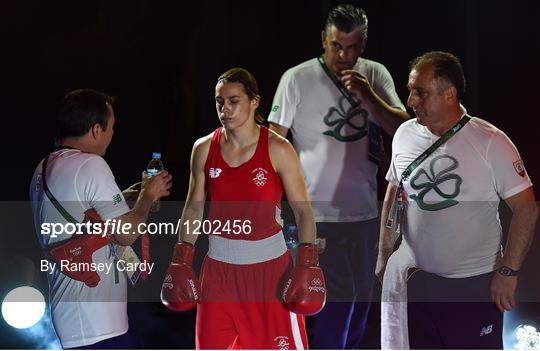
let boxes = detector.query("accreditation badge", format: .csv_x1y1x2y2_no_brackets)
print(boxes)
386,185,403,229
116,245,141,286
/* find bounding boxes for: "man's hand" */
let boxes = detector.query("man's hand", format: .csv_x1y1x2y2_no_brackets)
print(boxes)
340,70,409,135
340,69,374,101
490,188,537,313
141,171,173,202
490,273,518,312
122,182,141,209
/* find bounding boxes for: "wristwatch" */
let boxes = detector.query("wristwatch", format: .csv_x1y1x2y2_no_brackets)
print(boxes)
497,266,519,276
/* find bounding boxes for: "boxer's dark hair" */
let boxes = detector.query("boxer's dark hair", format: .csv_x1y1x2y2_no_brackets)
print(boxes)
217,68,264,124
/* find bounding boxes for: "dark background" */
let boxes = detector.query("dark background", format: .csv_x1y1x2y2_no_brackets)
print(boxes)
0,0,539,349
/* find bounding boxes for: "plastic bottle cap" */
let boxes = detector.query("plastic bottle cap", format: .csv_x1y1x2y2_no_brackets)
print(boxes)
152,152,161,159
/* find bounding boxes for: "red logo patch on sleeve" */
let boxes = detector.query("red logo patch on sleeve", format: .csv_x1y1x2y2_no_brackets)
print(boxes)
513,159,526,177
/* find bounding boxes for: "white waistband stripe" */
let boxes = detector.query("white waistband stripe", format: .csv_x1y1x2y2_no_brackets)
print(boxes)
208,231,287,265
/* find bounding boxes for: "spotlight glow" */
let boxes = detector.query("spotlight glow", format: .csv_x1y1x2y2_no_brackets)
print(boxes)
1,286,46,329
516,324,540,350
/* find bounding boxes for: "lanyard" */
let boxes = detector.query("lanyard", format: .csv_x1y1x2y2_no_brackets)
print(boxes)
317,56,360,109
385,115,471,229
317,55,383,165
399,115,471,184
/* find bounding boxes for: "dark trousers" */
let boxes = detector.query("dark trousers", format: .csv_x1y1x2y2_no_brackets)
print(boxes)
407,270,503,349
312,219,379,349
67,326,143,350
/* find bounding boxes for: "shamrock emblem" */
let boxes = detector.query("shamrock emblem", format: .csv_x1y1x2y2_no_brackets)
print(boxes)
409,155,462,211
323,96,368,142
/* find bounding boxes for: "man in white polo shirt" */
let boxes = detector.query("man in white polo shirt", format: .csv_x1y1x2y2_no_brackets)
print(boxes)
30,89,172,349
268,4,409,349
377,51,538,349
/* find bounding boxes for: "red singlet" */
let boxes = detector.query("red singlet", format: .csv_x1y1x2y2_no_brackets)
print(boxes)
204,126,283,240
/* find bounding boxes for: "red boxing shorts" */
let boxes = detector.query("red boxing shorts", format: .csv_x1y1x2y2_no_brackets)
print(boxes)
196,236,308,350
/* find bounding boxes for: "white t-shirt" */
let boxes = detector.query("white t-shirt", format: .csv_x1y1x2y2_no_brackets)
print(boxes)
386,114,533,278
29,148,130,348
269,57,405,222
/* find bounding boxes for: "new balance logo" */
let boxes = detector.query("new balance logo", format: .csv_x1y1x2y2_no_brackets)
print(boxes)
209,168,222,178
112,193,122,205
480,324,493,336
35,174,42,192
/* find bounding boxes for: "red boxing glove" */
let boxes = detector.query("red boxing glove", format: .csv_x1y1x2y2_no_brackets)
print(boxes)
50,234,111,287
161,242,201,312
282,243,326,315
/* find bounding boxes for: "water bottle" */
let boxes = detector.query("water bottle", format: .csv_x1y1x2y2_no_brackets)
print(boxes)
145,152,164,212
284,224,299,250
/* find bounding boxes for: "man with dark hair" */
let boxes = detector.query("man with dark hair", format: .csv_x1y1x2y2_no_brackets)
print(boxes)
30,89,172,349
377,51,538,349
56,89,116,140
324,4,368,38
409,51,466,99
269,4,408,349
